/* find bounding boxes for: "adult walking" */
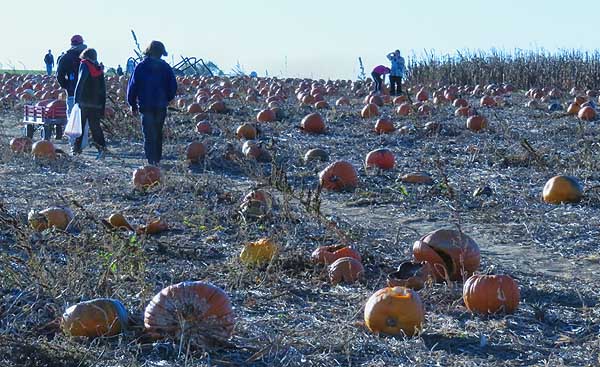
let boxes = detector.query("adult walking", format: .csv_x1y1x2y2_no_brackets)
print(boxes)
43,50,54,75
56,35,87,116
387,50,406,96
73,48,107,159
127,41,177,166
371,65,390,93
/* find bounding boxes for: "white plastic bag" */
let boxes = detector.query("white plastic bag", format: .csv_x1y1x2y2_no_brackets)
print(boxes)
65,103,82,138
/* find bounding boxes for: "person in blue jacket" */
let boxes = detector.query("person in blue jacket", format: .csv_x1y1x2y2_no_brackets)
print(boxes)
127,41,177,166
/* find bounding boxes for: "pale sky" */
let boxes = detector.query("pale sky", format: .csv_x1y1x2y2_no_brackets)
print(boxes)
2,0,599,80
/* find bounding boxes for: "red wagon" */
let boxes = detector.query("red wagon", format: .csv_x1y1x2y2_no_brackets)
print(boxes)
23,99,67,140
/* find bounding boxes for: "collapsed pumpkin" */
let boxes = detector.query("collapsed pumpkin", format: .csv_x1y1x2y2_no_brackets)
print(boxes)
240,238,278,266
387,261,434,290
412,229,480,281
328,257,364,284
463,274,520,315
311,244,361,264
136,218,168,235
10,136,33,153
132,166,161,189
107,213,134,231
28,207,74,231
364,287,424,336
144,281,235,348
62,298,129,337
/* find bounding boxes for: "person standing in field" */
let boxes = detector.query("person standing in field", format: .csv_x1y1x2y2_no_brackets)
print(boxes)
371,65,390,93
73,48,108,159
387,50,406,96
116,65,124,76
44,50,54,75
56,35,87,116
127,41,177,166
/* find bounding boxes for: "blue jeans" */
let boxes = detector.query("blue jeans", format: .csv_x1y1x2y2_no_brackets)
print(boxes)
141,109,167,165
46,64,53,76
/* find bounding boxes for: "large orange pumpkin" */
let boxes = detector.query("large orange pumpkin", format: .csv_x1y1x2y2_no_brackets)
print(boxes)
413,229,480,281
361,103,379,118
463,274,520,314
374,118,395,134
566,103,580,115
132,166,161,189
365,148,395,170
62,298,129,337
256,109,276,122
364,287,424,336
328,257,364,284
318,161,359,192
10,136,33,153
301,113,326,133
185,141,207,163
311,244,361,264
144,281,235,347
31,140,57,160
578,106,597,121
542,175,583,204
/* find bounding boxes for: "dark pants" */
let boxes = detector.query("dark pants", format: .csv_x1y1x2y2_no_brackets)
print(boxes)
141,109,167,165
371,72,383,93
74,107,106,152
390,76,403,95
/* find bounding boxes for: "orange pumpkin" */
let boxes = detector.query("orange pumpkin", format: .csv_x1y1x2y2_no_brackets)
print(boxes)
311,245,362,264
365,148,395,170
364,287,424,336
301,113,326,133
318,160,359,192
413,229,480,281
107,213,134,231
542,175,583,204
369,95,384,107
452,98,468,107
185,141,207,163
393,95,408,105
256,109,276,122
416,89,428,102
10,136,33,153
361,103,379,118
328,257,364,284
480,95,497,107
374,118,395,134
463,274,520,314
144,281,235,347
195,121,212,134
187,103,203,114
240,189,273,218
240,238,278,266
31,140,57,160
207,100,226,113
578,106,597,121
28,207,74,231
566,103,580,115
304,148,329,162
236,123,257,140
132,166,161,189
62,298,129,337
466,115,487,132
314,100,329,109
396,103,411,116
335,97,350,106
387,261,434,290
137,218,169,235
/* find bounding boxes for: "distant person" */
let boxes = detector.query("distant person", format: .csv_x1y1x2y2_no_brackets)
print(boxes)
44,50,54,75
57,35,87,116
126,58,135,76
387,50,406,96
371,65,390,93
127,41,177,166
73,48,107,159
249,71,258,78
116,65,124,76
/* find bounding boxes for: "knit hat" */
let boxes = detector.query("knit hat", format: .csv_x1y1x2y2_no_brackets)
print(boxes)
144,40,168,57
71,35,84,46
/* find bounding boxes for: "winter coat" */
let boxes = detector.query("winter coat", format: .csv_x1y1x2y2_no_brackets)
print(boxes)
127,57,177,111
74,60,106,110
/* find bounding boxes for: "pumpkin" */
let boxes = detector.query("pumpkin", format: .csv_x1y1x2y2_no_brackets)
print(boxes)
463,274,520,314
416,89,428,102
240,189,273,218
400,173,433,184
361,103,379,118
304,148,329,162
393,95,408,105
328,257,364,284
10,136,33,153
144,281,235,347
132,166,161,189
480,95,496,107
185,141,206,163
335,97,350,106
318,160,359,192
207,100,226,113
413,229,480,281
31,140,57,160
301,113,326,133
195,121,212,134
311,244,361,264
417,105,432,116
542,175,583,204
136,218,168,235
387,261,434,290
187,103,203,114
242,140,271,162
578,106,597,121
236,123,257,140
396,103,411,116
107,213,134,231
365,148,395,170
566,103,581,115
28,207,73,232
374,118,395,134
466,115,487,132
364,287,424,336
62,298,129,337
256,109,276,122
240,238,278,266
452,98,468,107
369,95,384,107
314,100,329,109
